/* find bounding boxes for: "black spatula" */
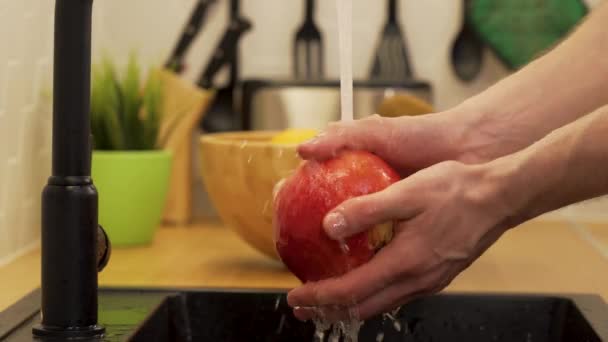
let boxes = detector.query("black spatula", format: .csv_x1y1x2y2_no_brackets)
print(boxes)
294,0,324,80
451,0,483,82
369,0,413,82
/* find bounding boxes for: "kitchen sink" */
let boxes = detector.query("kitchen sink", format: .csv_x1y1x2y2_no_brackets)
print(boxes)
2,288,607,341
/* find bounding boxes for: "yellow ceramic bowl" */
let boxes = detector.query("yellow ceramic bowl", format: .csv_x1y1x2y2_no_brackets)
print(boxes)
199,131,303,260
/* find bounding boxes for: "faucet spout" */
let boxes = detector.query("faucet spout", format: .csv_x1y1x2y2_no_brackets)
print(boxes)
32,0,106,338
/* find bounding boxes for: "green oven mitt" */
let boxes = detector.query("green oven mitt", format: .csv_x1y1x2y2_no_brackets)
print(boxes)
469,0,588,70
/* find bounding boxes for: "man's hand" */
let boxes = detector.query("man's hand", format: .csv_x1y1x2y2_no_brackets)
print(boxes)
288,102,608,322
297,114,476,174
287,160,511,321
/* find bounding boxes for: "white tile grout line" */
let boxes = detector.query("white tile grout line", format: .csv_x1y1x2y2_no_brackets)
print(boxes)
0,238,40,269
561,211,608,261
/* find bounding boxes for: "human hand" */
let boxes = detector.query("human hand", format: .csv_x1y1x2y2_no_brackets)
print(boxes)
297,113,476,176
286,160,512,321
298,107,545,173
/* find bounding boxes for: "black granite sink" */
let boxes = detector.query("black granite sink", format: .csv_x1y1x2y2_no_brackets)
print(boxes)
1,288,607,341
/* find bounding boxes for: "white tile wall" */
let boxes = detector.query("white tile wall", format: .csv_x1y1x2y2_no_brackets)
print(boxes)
0,0,606,263
0,0,53,265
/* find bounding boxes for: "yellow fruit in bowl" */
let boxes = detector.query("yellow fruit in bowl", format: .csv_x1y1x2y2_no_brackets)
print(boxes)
271,128,318,145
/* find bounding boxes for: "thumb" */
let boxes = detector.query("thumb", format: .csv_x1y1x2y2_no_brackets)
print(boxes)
323,182,415,240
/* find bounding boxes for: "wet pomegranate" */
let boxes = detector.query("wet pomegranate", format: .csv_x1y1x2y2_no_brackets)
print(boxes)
273,150,400,283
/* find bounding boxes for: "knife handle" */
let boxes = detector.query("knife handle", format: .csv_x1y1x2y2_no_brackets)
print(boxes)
165,0,216,73
197,17,252,88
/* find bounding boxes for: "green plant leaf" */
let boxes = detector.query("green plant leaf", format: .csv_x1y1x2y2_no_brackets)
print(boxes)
142,68,163,149
91,59,124,150
121,52,143,149
90,53,164,151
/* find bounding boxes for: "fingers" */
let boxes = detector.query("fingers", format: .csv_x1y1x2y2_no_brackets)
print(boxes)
297,115,397,161
292,281,419,322
293,305,355,322
287,236,418,309
354,266,452,320
355,285,423,321
292,263,456,323
324,181,420,240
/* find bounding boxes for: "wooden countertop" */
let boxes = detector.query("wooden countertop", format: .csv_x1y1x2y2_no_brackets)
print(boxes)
2,218,608,312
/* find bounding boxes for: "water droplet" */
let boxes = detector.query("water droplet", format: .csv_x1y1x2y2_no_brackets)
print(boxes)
383,311,404,333
247,154,253,164
275,314,286,335
376,332,385,342
274,295,281,311
273,179,286,200
393,320,402,332
263,200,270,215
339,240,350,254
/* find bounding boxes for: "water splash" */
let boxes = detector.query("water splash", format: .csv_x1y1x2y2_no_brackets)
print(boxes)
313,314,331,342
311,306,362,342
383,306,406,334
328,324,341,342
239,140,248,149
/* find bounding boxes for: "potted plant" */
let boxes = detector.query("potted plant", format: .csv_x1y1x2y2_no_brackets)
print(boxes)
90,55,172,246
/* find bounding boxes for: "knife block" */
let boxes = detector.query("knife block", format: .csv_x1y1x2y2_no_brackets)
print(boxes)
157,70,214,225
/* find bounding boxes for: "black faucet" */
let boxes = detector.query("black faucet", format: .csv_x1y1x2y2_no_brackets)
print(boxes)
32,0,110,338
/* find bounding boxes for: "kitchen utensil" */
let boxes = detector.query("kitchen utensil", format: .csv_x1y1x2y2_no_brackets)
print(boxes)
376,92,434,117
199,131,302,259
199,0,251,133
470,0,588,69
240,79,432,131
294,0,324,80
165,0,217,74
451,0,483,82
369,0,413,82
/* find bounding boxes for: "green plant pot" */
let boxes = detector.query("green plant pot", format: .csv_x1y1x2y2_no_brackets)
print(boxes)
92,150,172,247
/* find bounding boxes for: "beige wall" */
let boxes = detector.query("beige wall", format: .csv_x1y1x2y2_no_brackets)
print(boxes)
0,0,53,265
